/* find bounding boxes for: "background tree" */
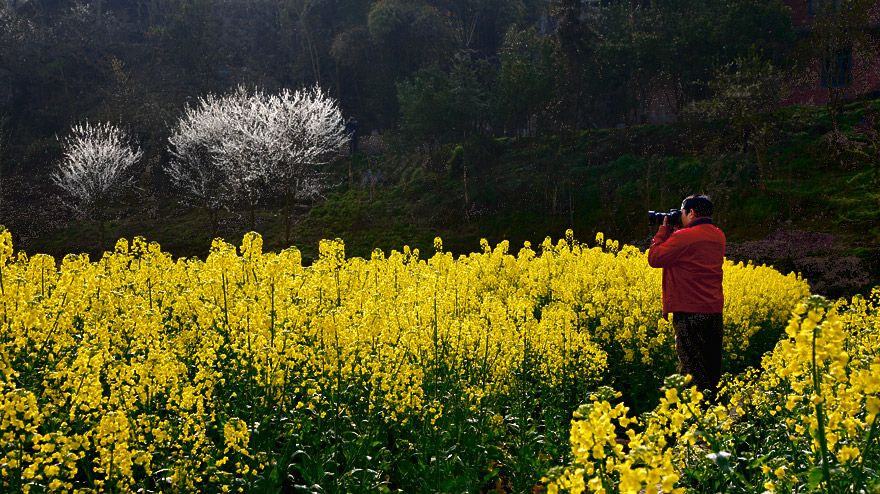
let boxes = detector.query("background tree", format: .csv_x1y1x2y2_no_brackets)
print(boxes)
800,0,877,133
53,121,142,251
158,0,220,91
167,93,230,237
167,85,346,240
211,87,280,231
431,0,526,54
274,86,347,243
397,53,491,144
548,0,602,132
493,27,558,136
687,51,788,191
597,2,664,127
365,0,454,127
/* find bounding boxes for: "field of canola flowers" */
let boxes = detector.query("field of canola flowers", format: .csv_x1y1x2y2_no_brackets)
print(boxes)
0,228,811,493
546,294,880,494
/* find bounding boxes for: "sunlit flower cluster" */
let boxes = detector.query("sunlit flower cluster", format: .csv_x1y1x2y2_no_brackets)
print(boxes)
548,291,880,494
0,228,808,492
545,375,711,494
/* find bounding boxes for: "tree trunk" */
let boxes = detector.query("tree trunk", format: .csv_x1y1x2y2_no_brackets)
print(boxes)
98,219,105,254
552,184,558,215
828,86,841,133
208,206,218,239
335,59,342,101
94,0,103,26
463,162,469,220
754,143,767,192
284,176,292,245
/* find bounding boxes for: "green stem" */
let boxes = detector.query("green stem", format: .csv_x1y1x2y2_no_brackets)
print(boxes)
812,318,832,491
269,281,276,347
851,416,879,492
221,270,229,330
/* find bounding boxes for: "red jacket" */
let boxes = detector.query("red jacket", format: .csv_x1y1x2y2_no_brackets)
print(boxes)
647,218,725,317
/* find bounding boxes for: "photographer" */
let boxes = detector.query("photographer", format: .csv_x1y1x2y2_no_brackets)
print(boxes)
647,194,726,397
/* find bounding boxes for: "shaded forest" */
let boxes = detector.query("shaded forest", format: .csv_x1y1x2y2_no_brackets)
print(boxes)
1,0,880,298
1,0,808,169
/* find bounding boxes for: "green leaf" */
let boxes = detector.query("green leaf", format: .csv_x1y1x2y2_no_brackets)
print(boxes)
808,466,825,489
706,450,733,473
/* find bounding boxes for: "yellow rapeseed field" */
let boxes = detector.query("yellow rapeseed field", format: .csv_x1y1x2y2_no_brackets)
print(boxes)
547,293,880,494
0,229,810,493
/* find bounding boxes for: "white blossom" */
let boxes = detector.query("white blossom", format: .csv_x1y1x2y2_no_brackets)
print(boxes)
53,120,142,217
213,86,280,209
167,93,231,212
166,84,346,217
276,85,348,178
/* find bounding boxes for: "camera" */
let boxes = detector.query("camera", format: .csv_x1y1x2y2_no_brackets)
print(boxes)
648,209,682,227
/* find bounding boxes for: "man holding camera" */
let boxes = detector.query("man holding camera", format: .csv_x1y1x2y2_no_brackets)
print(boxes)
648,194,726,397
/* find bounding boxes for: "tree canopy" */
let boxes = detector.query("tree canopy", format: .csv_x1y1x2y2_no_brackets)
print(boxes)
2,0,871,173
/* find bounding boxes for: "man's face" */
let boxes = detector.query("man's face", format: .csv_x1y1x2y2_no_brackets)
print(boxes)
680,204,696,227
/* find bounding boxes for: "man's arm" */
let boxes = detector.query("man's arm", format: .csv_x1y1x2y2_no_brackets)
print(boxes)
647,220,688,268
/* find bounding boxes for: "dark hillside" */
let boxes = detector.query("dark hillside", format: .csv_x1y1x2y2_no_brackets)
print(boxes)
11,97,880,299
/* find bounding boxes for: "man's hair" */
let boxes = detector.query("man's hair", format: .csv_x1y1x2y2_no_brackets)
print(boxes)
682,194,713,217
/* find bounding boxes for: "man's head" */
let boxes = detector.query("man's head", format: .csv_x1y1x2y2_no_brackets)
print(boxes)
680,194,713,227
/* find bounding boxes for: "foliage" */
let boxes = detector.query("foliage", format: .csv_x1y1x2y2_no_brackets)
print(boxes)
546,293,880,494
157,0,220,90
545,0,794,128
0,228,808,492
493,27,558,136
0,0,803,169
166,92,230,217
687,50,787,186
396,53,492,143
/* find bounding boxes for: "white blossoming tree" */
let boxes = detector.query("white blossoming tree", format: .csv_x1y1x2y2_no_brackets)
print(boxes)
167,85,346,238
53,120,142,251
274,86,347,242
167,93,233,236
215,87,281,230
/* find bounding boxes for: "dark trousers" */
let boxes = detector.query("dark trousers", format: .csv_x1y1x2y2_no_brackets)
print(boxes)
672,312,723,396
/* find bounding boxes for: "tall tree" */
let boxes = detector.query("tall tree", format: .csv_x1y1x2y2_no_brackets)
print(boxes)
493,26,557,136
548,0,602,131
167,85,346,237
273,86,347,243
430,0,525,54
159,0,220,91
397,53,491,143
801,0,877,132
53,121,142,251
688,51,787,190
167,93,230,237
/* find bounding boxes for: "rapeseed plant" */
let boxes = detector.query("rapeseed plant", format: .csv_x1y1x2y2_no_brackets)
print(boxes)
548,293,880,494
0,229,809,492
